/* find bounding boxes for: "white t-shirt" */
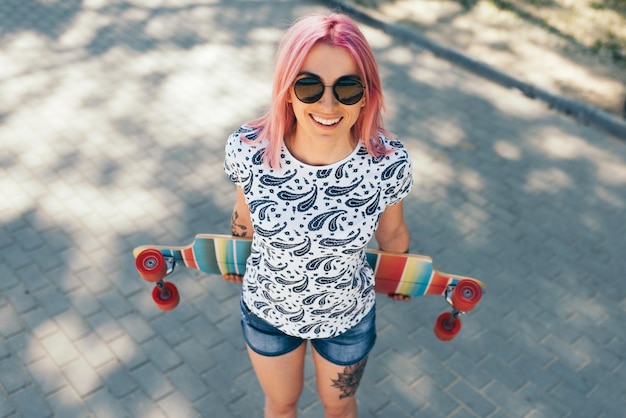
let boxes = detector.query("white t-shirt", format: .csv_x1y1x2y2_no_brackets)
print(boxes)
224,125,413,338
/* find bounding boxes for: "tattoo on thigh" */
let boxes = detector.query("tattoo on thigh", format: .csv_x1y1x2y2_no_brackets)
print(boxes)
331,358,368,399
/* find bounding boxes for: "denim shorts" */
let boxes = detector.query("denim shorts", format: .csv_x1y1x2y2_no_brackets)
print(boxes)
240,300,376,366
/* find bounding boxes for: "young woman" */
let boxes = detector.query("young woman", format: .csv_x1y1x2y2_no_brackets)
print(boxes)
223,13,413,418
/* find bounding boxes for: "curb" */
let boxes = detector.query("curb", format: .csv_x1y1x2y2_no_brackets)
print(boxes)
316,0,626,140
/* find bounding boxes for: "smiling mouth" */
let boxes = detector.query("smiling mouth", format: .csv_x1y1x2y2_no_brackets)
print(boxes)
311,114,342,126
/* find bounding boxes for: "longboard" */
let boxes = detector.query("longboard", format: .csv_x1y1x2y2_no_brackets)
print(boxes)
134,234,485,340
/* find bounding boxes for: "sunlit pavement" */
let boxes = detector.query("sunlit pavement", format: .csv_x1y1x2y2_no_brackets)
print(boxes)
1,1,625,417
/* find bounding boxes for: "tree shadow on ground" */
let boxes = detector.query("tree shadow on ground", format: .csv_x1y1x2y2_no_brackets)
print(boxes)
1,0,625,416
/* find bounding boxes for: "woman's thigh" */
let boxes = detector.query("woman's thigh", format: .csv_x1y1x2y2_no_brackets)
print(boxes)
241,299,307,406
309,307,376,416
246,343,307,407
311,347,366,417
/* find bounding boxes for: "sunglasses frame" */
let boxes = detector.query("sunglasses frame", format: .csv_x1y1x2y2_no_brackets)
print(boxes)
293,74,366,106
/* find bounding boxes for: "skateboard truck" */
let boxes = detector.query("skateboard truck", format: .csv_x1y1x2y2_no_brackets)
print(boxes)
135,249,180,310
433,280,482,341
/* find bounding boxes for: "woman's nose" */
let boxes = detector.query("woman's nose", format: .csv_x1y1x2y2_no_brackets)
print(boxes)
318,86,337,107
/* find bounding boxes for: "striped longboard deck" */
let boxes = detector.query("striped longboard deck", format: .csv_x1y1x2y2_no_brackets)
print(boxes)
133,234,484,298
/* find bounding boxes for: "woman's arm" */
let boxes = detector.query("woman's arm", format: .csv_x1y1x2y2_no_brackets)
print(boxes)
375,201,412,301
224,186,253,283
375,201,410,253
231,186,253,238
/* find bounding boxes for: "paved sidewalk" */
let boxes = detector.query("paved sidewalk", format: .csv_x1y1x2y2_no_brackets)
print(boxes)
1,0,625,417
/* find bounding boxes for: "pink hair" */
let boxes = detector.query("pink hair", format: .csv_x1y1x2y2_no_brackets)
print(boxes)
244,13,392,168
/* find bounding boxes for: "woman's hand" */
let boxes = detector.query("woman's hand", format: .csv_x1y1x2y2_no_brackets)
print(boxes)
387,293,411,302
223,274,244,283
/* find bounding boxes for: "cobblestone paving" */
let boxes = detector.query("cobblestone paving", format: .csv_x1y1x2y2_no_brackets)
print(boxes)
1,0,625,417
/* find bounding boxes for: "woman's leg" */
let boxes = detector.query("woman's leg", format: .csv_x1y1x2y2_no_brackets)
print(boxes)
247,342,307,418
311,347,368,418
309,306,376,418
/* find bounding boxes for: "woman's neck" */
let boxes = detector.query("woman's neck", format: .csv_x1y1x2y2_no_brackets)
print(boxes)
285,133,357,166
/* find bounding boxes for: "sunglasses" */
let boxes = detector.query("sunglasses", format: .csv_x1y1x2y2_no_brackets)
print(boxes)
293,75,365,105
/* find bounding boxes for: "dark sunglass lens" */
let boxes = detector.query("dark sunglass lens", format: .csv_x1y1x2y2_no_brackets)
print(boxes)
294,78,324,103
334,79,364,105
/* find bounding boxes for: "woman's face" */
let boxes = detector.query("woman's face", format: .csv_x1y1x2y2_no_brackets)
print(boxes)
288,43,365,151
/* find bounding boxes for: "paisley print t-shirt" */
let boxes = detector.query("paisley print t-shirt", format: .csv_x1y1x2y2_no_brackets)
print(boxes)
224,125,413,339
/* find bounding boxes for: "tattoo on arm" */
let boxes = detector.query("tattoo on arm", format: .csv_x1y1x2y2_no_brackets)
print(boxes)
331,357,368,399
231,210,248,237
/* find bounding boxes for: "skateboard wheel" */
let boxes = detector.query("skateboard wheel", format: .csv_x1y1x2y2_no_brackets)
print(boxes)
152,281,180,311
136,249,167,282
433,312,461,341
451,279,482,312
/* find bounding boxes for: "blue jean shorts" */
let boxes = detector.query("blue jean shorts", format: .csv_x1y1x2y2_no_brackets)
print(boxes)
240,300,376,366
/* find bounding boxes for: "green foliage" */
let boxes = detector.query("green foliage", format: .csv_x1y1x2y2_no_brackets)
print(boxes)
591,32,626,63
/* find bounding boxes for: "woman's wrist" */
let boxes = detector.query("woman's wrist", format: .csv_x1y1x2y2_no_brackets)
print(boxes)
378,247,410,254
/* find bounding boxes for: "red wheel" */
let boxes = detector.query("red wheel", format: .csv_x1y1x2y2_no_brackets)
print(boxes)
152,281,180,311
451,279,482,312
136,249,167,282
433,312,462,341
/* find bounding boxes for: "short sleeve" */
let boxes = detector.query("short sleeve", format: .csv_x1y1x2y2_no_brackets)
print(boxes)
382,146,413,207
223,130,245,186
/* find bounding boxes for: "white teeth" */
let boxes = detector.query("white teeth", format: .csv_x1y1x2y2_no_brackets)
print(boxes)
312,115,341,126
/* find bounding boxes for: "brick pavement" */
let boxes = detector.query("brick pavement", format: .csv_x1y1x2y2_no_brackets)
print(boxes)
1,0,625,417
